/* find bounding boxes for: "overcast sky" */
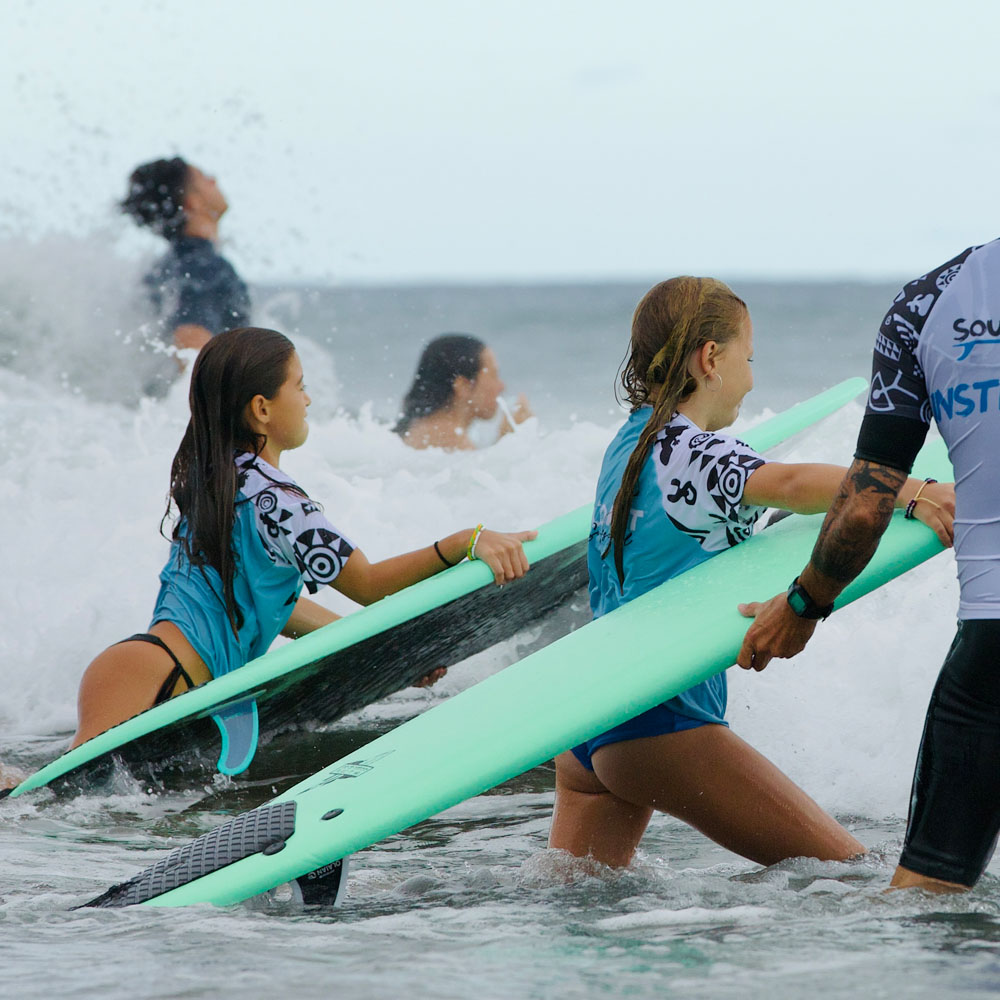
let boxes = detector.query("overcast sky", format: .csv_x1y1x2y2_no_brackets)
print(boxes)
3,0,1000,284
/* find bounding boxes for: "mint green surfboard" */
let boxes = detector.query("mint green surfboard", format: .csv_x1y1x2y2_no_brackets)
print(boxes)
9,378,866,802
83,389,958,911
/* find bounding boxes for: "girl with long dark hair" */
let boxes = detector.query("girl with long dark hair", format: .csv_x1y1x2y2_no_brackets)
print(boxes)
71,328,536,747
395,334,532,449
547,277,954,869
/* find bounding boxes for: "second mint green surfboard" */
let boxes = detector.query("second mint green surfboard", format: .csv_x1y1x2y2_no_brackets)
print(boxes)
85,398,957,911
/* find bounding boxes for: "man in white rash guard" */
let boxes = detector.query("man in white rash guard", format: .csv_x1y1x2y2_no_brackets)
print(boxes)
739,240,1000,892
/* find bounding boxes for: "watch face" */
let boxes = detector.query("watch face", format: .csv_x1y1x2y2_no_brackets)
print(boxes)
787,587,808,615
787,580,832,620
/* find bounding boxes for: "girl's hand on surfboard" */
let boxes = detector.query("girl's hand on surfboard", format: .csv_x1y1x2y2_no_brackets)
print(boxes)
413,667,448,688
473,529,537,586
909,480,955,547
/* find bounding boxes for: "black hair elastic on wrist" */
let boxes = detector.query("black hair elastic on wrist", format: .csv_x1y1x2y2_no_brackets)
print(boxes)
433,540,456,567
904,478,939,520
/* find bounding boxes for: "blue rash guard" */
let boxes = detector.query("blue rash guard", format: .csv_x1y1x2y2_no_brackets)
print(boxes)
572,409,767,769
139,236,252,397
150,453,354,678
144,236,251,342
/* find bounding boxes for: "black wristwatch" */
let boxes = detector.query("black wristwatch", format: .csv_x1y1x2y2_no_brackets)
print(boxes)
786,578,834,620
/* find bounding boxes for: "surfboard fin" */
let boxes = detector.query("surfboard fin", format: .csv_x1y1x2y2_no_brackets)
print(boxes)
211,698,260,775
296,856,350,906
261,856,351,908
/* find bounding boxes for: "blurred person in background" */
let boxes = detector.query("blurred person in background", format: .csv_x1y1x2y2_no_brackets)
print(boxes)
122,157,250,385
395,333,532,449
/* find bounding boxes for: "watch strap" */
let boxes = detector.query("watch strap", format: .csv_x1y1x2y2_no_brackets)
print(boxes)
786,577,834,620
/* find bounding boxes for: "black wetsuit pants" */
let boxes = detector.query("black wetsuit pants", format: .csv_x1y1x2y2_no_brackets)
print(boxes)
899,619,1000,886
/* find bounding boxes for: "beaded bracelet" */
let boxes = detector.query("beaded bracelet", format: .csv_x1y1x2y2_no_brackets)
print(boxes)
467,523,485,561
433,540,456,567
904,478,939,520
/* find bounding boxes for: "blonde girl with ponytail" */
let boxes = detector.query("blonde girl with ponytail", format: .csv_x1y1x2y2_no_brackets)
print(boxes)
548,277,954,869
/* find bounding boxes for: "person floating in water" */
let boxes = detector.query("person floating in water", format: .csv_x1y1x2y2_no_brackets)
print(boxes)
548,276,954,871
395,334,532,449
71,327,536,748
121,156,250,372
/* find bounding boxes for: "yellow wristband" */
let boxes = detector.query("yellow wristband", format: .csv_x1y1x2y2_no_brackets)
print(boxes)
467,523,484,561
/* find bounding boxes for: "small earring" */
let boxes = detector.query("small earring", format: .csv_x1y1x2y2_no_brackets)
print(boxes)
706,372,723,392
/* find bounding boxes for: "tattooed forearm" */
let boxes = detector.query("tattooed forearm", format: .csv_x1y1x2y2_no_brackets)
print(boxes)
812,511,888,582
809,459,906,584
847,461,907,501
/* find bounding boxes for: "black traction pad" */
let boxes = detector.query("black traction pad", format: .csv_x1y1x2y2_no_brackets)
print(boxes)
81,800,297,908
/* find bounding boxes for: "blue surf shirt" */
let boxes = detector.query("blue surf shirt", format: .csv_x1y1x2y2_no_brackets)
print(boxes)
151,454,354,678
144,236,250,342
588,409,767,724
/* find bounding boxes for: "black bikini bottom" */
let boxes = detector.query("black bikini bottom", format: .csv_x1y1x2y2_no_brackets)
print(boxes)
117,633,197,706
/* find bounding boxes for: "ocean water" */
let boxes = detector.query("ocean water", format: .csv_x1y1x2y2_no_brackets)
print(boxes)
2,238,998,999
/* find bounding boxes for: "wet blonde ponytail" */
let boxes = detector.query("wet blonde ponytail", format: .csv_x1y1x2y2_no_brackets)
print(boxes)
606,277,747,587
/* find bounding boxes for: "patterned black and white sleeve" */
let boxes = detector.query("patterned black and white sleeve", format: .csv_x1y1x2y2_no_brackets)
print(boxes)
251,487,356,594
655,427,767,553
288,500,356,593
856,246,976,471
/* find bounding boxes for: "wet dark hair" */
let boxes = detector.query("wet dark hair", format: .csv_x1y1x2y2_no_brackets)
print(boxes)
121,157,189,241
165,327,302,635
394,333,486,435
606,277,748,588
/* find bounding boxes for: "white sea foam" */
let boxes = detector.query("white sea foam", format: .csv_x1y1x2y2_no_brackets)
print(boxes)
597,905,774,930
